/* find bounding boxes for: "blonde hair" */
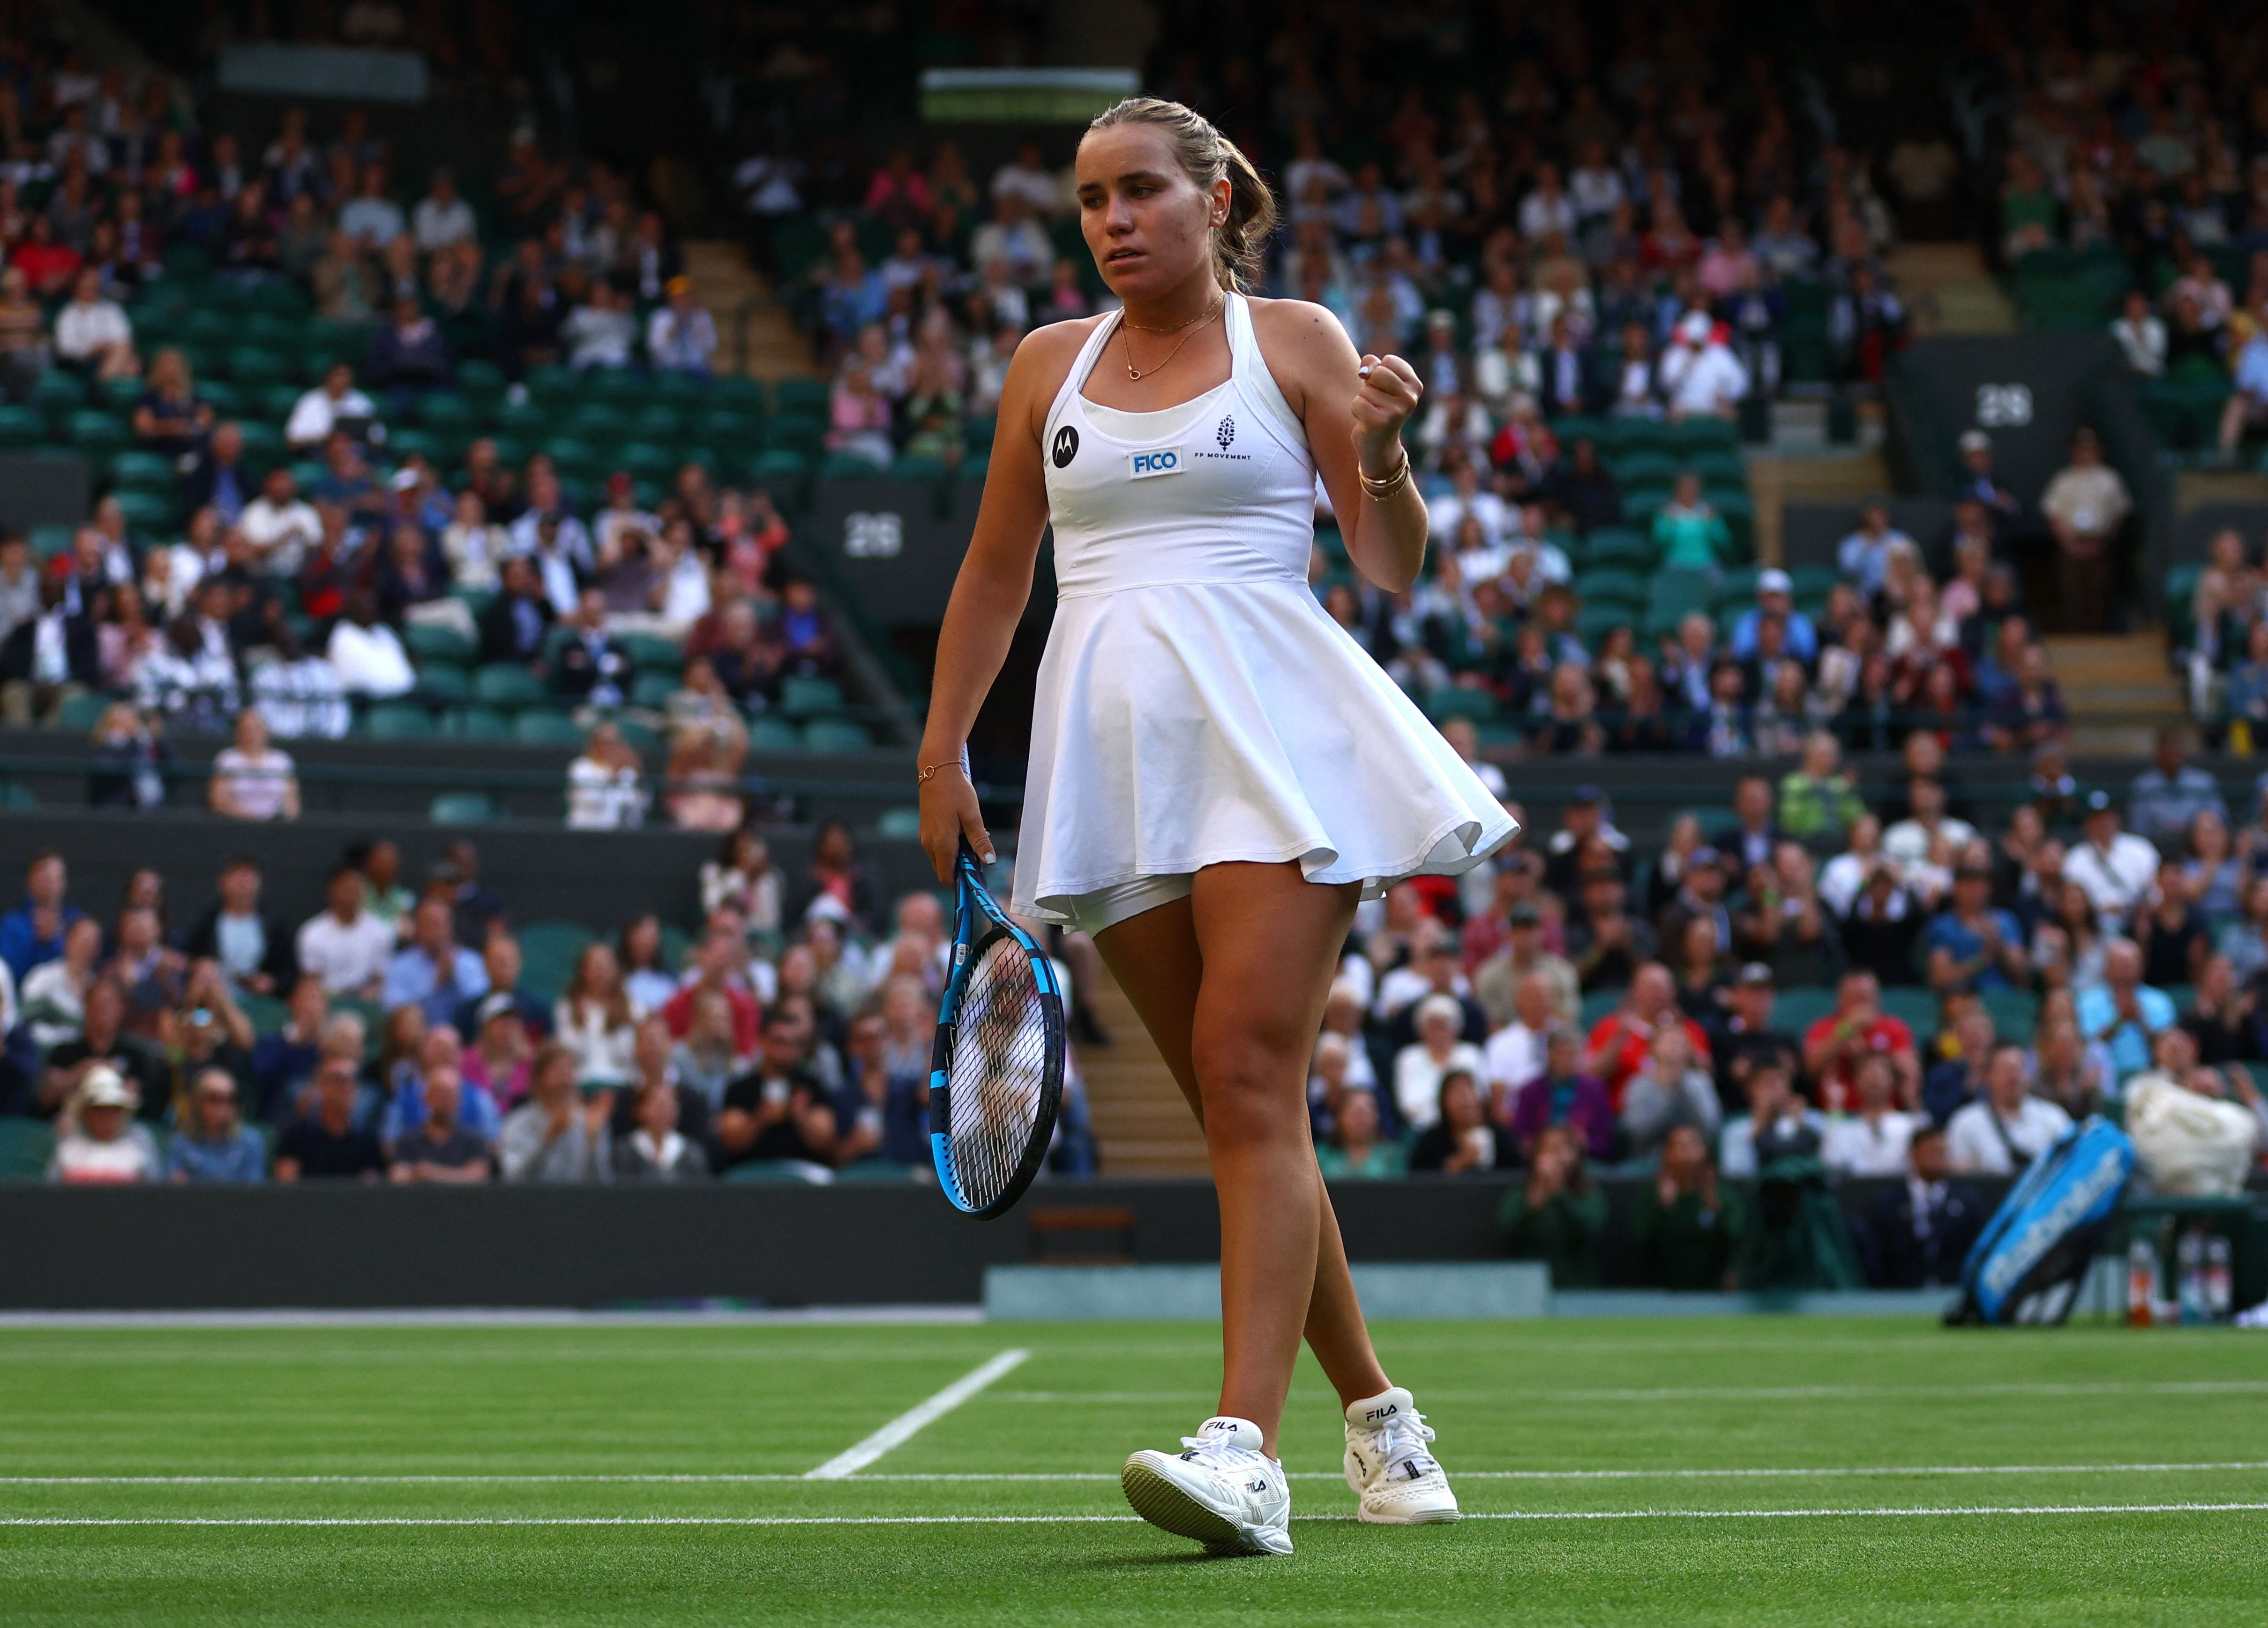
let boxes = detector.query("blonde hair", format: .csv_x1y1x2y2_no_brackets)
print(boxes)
1085,97,1278,292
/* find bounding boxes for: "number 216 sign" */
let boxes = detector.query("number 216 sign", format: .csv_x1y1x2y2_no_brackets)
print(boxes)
1975,383,2033,428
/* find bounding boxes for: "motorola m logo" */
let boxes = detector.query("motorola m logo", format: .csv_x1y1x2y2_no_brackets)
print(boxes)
843,511,903,559
1051,425,1078,468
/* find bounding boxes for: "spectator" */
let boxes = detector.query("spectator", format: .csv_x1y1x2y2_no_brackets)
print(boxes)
1496,1124,1605,1288
52,265,135,378
285,362,381,451
612,1075,711,1182
388,1067,493,1184
1583,964,1711,1110
1650,471,1731,571
646,277,718,375
2220,322,2268,463
1945,1041,2074,1175
295,862,393,1000
2074,939,2176,1082
1922,863,2029,995
1718,1057,1828,1177
1801,970,1921,1113
207,708,299,822
830,1009,925,1168
2128,729,2226,850
164,1066,266,1182
1505,1026,1615,1163
412,169,476,253
366,295,451,400
1407,1069,1509,1174
47,1064,159,1183
500,1041,612,1182
715,1008,838,1172
565,721,649,831
1618,1023,1722,1162
1778,732,1863,843
239,467,323,577
134,347,215,459
180,854,295,999
1392,992,1490,1133
561,278,636,369
1852,1123,1982,1289
2111,289,2167,378
2064,790,2162,930
1657,310,1749,419
326,590,417,698
20,915,100,1049
1836,501,1913,600
0,851,82,982
273,1054,387,1182
479,555,554,667
554,941,638,1088
384,898,490,1028
2039,429,2129,633
1315,1086,1403,1178
1822,1050,1923,1178
1630,1124,1743,1291
0,574,101,724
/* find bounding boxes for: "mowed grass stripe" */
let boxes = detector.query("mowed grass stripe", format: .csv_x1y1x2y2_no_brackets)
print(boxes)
12,1503,2268,1528
13,1459,2268,1486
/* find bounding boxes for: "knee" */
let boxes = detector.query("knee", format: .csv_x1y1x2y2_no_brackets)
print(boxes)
1190,1027,1306,1142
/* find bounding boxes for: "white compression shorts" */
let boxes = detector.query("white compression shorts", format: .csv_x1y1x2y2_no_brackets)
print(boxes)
1061,873,1194,937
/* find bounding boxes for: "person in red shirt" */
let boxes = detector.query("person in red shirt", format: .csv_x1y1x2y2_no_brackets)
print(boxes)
1800,969,1921,1113
1583,963,1712,1112
659,923,762,1055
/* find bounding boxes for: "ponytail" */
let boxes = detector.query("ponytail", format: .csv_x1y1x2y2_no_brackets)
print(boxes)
1086,96,1280,292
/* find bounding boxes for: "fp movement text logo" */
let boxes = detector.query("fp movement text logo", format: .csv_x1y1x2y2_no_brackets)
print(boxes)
1129,449,1182,478
843,511,902,558
1217,414,1235,448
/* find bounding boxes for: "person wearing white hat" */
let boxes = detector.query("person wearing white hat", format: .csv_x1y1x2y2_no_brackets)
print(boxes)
46,1063,159,1184
1658,308,1750,420
1729,567,1819,661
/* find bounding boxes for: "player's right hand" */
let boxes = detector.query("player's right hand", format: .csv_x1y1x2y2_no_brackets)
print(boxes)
919,760,994,884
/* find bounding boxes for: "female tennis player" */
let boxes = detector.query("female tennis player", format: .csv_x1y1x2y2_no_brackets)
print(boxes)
918,97,1516,1556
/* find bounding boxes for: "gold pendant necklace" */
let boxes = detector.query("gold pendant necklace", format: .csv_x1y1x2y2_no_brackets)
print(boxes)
1122,298,1223,382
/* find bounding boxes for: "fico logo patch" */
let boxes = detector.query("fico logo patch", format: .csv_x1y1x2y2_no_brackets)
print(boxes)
1129,448,1182,479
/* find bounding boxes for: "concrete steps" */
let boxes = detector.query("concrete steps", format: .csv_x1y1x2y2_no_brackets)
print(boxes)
680,240,820,384
1078,960,1210,1177
1885,242,2017,336
2043,633,2183,753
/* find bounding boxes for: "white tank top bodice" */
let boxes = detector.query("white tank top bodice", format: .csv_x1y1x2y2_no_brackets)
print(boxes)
1040,292,1317,600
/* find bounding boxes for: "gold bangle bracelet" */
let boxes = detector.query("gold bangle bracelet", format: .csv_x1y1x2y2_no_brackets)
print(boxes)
1360,450,1412,500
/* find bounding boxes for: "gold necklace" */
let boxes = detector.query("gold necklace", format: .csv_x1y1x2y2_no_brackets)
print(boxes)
1120,297,1223,382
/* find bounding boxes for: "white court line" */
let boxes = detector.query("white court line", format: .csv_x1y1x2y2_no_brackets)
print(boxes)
803,1349,1030,1480
8,1503,2268,1528
12,1460,2268,1487
993,1380,2268,1404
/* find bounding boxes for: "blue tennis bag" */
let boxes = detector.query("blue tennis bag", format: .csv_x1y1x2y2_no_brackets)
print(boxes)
1946,1117,2135,1326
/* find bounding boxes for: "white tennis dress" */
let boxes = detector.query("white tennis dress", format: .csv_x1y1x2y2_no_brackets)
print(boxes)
1010,292,1519,929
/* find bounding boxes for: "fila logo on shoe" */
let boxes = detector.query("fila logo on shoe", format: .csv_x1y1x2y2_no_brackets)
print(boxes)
1364,1404,1400,1421
1246,1479,1269,1494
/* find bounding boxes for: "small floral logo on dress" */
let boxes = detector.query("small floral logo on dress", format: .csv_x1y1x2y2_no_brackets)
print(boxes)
1216,415,1235,449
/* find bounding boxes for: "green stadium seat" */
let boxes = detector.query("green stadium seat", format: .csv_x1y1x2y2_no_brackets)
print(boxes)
1714,566,1764,608
97,376,143,414
473,664,546,707
31,369,87,415
629,671,677,708
404,622,476,665
748,449,809,484
777,675,845,718
565,405,630,443
629,404,684,440
1574,603,1636,645
1584,528,1652,571
696,409,764,451
0,1116,56,1179
497,399,549,439
106,449,176,491
1575,568,1649,610
773,378,829,418
1770,988,1839,1035
64,411,130,461
762,415,823,456
1611,450,1681,488
890,453,948,480
1877,986,1941,1035
0,403,44,447
956,452,990,484
54,689,112,730
28,524,74,560
617,442,676,482
615,632,683,674
747,715,804,753
517,921,597,1003
1665,417,1741,453
365,703,437,738
413,664,470,703
110,491,175,536
875,807,922,839
524,364,579,411
1980,986,2040,1045
224,348,291,390
234,421,284,470
514,710,584,745
801,719,871,752
710,376,767,414
240,312,302,349
430,792,497,825
236,991,290,1037
1423,687,1496,723
449,705,512,740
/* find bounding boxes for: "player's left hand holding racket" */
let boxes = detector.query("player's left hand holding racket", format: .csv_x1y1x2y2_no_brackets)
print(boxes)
918,753,1066,1217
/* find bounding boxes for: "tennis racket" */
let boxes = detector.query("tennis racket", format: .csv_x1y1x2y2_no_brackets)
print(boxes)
929,839,1066,1217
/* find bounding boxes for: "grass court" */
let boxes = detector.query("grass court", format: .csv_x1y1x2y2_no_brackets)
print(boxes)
2,1314,2263,1625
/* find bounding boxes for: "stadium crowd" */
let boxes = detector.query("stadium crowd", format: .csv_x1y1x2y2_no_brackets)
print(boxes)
11,821,1096,1187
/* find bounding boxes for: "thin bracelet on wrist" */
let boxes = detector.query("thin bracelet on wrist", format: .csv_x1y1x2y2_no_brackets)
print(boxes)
1360,448,1412,500
917,760,966,785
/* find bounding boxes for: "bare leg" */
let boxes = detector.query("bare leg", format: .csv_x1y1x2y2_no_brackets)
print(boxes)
1095,863,1388,1454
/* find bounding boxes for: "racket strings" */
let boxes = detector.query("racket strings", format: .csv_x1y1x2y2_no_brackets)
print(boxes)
944,933,1051,1208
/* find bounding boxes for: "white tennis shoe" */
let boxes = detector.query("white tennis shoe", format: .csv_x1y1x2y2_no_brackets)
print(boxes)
1121,1415,1295,1556
1343,1387,1460,1523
